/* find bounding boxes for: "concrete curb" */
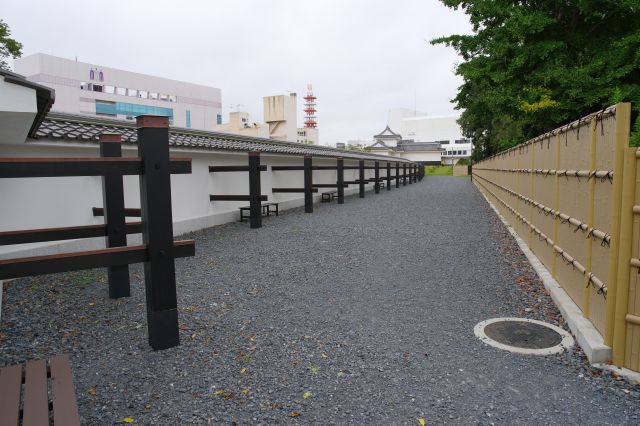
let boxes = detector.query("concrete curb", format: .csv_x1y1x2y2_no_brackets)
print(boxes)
476,188,612,364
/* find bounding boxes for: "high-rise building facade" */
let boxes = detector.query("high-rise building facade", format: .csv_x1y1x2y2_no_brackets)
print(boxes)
14,53,222,130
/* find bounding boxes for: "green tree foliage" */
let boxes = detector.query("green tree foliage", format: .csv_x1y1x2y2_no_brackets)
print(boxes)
0,20,23,71
432,1,640,158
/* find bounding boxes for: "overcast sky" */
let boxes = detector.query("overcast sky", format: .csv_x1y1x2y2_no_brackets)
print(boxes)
3,0,472,145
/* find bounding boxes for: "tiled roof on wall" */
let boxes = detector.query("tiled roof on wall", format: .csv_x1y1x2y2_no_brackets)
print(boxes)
33,113,414,163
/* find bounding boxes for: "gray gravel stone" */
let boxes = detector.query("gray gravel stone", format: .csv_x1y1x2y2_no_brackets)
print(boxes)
1,176,639,425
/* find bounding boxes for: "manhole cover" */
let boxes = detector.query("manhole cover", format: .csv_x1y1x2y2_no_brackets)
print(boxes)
474,317,574,355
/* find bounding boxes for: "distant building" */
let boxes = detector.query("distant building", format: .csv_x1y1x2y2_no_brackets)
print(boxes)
215,111,269,138
14,53,222,130
368,126,442,165
217,93,320,144
387,108,473,164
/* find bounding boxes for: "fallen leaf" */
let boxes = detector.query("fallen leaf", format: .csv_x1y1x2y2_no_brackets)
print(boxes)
309,366,320,374
123,417,134,424
144,404,152,411
418,418,426,426
86,387,97,396
337,371,345,378
213,390,226,395
240,367,248,374
288,411,301,417
321,353,328,359
242,389,250,395
303,391,312,399
223,392,236,401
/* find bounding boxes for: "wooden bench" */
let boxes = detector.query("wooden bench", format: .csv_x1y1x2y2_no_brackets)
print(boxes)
321,191,338,202
239,202,279,222
0,354,80,426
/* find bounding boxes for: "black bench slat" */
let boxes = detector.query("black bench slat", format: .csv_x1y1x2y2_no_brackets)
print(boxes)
239,203,279,222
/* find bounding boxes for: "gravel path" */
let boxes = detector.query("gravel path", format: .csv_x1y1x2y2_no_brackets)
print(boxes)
2,176,640,425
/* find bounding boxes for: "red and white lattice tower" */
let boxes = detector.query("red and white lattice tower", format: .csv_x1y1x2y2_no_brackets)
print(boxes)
303,84,317,128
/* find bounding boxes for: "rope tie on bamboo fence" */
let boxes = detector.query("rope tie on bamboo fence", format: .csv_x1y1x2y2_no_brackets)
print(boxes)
601,234,610,247
586,272,595,289
587,171,596,181
600,171,613,183
598,285,607,299
586,228,595,239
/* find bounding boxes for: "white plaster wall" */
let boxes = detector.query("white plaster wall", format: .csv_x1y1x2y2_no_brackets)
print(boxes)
0,140,384,259
400,151,442,163
0,79,37,145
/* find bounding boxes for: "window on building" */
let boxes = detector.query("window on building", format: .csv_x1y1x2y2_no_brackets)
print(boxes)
138,90,148,99
95,100,116,116
463,150,467,155
186,110,191,128
116,87,127,96
104,85,115,94
455,138,470,144
92,84,103,92
127,88,137,97
160,94,168,102
217,114,222,125
169,95,177,102
149,92,158,100
80,81,88,90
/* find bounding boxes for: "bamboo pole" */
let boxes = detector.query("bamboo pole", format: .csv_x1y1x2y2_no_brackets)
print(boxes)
583,118,598,318
528,143,536,248
551,133,561,277
612,146,637,365
605,102,632,346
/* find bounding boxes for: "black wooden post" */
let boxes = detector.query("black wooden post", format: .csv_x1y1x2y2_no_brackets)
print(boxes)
248,151,262,229
408,164,413,184
359,160,365,198
304,155,313,213
337,157,344,204
386,162,391,191
136,115,180,351
374,161,380,194
100,134,130,299
395,162,400,188
414,164,418,183
403,163,407,186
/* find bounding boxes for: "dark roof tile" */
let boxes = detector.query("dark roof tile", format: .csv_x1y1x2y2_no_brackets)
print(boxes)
33,113,415,163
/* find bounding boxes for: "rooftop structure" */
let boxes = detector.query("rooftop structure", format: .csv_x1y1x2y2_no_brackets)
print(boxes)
217,92,320,145
368,126,443,165
387,109,473,164
14,53,222,130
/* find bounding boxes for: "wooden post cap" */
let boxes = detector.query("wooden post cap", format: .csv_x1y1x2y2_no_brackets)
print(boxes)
99,133,122,143
136,115,169,128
